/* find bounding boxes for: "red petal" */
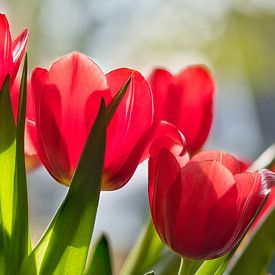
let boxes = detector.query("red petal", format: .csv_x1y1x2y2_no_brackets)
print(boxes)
189,150,241,174
31,53,108,184
103,68,153,187
10,29,28,83
166,161,238,259
149,148,182,244
11,78,39,170
229,172,265,243
149,66,214,153
0,14,12,88
103,121,186,190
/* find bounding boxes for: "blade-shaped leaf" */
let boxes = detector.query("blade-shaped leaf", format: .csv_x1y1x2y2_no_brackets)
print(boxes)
85,235,112,275
21,100,107,274
20,77,131,274
106,75,131,124
225,208,275,275
0,76,16,269
7,55,32,274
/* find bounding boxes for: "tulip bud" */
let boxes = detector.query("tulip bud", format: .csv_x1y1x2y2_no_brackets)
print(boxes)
149,148,275,259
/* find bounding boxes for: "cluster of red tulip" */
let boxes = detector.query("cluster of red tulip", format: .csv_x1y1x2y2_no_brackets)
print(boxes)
0,13,275,275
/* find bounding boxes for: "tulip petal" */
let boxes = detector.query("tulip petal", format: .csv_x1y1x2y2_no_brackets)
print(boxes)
167,161,238,259
0,14,12,88
149,148,182,244
149,66,214,153
189,150,242,174
48,53,108,172
103,121,186,190
11,29,28,84
103,68,153,186
31,53,108,184
232,172,266,240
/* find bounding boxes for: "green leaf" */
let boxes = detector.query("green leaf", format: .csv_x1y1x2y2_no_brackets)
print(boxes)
85,235,113,275
225,208,275,275
20,75,132,274
7,55,32,274
106,75,131,124
0,76,17,268
195,256,227,275
120,218,164,275
20,100,107,275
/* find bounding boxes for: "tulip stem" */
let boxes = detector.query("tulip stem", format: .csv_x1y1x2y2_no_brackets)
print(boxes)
178,258,195,275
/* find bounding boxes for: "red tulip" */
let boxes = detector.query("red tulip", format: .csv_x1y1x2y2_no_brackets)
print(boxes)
11,80,40,170
149,148,275,259
29,52,185,190
0,14,28,89
148,66,214,154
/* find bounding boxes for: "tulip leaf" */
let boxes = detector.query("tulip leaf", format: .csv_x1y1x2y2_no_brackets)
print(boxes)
85,235,113,275
6,55,32,274
0,76,16,228
106,75,131,124
20,100,107,274
195,256,227,275
225,208,275,275
0,76,17,268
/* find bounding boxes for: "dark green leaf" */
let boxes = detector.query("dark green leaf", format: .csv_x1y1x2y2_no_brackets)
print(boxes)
225,208,275,275
85,235,112,275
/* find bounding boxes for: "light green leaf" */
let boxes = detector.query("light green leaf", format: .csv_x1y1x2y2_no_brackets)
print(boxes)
21,100,107,275
225,208,275,275
0,76,17,270
21,77,132,274
85,235,112,275
7,55,32,274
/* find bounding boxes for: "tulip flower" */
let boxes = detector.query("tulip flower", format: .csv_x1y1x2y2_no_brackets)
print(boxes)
148,66,214,154
11,80,40,170
149,147,275,260
29,52,185,190
0,13,28,89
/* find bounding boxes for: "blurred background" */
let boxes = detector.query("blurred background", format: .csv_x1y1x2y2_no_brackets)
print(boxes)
2,0,275,273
